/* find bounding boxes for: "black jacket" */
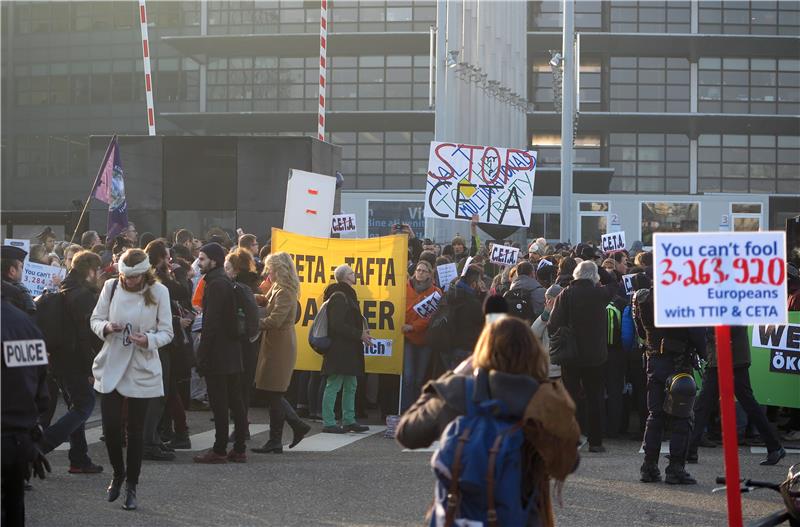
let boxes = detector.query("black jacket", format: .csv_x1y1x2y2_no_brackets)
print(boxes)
2,279,36,315
548,279,613,368
197,267,242,376
446,280,484,352
53,272,102,376
706,326,749,368
321,282,365,377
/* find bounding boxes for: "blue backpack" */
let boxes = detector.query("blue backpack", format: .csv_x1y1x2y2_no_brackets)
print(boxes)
429,376,535,527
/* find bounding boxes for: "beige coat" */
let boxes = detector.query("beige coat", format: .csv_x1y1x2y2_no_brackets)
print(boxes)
255,284,298,392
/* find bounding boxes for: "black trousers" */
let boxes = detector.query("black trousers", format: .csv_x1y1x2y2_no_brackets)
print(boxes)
240,340,259,413
206,373,247,455
1,434,30,527
605,351,627,437
101,391,150,485
143,352,170,447
642,355,691,464
262,391,302,442
562,364,606,447
690,365,781,453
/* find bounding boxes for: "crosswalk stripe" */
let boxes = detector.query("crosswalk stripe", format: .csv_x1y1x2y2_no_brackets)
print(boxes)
638,441,669,454
187,424,270,451
289,425,385,452
750,446,800,455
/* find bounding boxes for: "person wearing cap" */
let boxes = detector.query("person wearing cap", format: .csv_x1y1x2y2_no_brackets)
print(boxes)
1,245,36,316
192,242,248,464
532,284,563,379
90,248,174,510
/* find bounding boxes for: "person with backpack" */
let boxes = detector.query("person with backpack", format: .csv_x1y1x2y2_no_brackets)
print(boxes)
531,284,563,380
192,243,249,465
396,316,580,527
605,293,630,439
251,252,310,452
91,249,174,510
38,250,104,475
505,261,545,323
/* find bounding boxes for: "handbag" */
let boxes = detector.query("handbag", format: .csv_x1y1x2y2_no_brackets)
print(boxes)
549,289,579,366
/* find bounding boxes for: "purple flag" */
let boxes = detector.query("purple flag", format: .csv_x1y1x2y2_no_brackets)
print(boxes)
93,137,128,241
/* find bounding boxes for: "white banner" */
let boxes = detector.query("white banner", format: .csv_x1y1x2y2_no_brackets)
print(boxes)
489,244,520,266
601,231,626,252
21,261,65,298
653,231,788,327
412,290,442,318
752,324,800,353
363,338,393,357
331,213,357,235
424,142,537,227
436,263,458,291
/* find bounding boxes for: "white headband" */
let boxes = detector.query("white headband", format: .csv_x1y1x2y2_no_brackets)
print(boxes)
118,259,151,277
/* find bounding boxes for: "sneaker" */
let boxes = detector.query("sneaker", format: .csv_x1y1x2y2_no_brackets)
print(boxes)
781,430,800,442
344,423,369,433
760,447,786,466
226,449,247,463
322,425,346,434
142,446,175,461
167,432,192,450
159,442,175,453
251,439,283,454
588,445,606,453
192,449,227,464
68,462,104,474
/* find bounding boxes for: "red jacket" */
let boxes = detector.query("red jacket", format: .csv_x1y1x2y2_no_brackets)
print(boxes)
404,280,443,346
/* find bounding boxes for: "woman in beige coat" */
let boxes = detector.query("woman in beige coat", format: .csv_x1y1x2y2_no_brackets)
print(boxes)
251,252,311,454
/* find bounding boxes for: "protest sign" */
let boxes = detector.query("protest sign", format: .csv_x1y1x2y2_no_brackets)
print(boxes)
436,263,458,291
412,290,442,319
270,228,407,375
489,244,519,266
601,231,626,252
331,213,357,235
460,256,474,277
283,169,336,238
622,273,636,296
424,142,537,228
21,261,65,297
4,239,30,258
749,312,800,408
653,231,787,327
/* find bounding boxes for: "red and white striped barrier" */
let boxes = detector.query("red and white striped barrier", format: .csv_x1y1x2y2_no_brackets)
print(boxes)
139,0,156,136
318,0,328,141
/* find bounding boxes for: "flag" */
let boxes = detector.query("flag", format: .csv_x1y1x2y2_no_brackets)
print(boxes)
92,137,128,241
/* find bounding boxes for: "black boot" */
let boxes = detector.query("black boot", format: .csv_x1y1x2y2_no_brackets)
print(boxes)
288,420,311,449
640,451,661,483
107,474,125,502
122,483,137,510
665,463,697,485
251,438,283,454
167,431,192,450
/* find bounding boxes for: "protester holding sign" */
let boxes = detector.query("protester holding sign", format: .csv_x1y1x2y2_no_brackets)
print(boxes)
401,260,442,412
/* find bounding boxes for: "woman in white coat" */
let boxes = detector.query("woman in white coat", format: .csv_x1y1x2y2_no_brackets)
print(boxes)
91,248,173,511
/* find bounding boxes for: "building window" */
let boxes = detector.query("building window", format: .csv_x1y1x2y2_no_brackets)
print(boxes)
531,57,602,111
698,1,799,35
530,134,601,167
610,57,690,113
578,201,608,245
641,202,699,246
610,1,691,33
609,133,689,193
529,0,602,30
731,203,762,232
528,213,561,242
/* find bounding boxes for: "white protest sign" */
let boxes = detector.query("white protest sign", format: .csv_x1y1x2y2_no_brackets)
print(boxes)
283,169,336,238
4,239,30,259
622,273,637,296
424,142,537,227
751,324,800,354
460,256,474,277
363,339,393,357
601,231,626,252
653,231,787,327
489,244,519,266
21,261,66,297
331,213,357,235
412,290,442,318
437,263,458,291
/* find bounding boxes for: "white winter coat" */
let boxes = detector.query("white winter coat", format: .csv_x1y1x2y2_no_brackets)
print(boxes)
91,278,174,398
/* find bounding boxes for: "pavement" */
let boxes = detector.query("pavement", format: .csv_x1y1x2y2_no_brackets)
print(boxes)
26,405,799,527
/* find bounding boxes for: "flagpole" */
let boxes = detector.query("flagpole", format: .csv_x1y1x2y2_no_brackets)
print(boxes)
68,135,116,245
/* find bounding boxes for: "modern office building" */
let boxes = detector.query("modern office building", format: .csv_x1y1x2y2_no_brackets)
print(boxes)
2,1,798,244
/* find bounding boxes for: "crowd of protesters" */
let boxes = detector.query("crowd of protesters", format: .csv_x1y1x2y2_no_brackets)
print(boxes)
2,217,799,521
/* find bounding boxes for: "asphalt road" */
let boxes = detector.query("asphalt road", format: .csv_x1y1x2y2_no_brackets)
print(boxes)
25,406,798,527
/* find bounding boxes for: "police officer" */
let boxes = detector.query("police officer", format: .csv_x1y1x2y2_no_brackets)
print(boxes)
631,272,705,485
1,245,36,316
2,290,52,526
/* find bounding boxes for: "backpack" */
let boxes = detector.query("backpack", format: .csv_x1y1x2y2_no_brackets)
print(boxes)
33,290,71,356
308,292,343,355
430,376,535,527
503,287,535,322
232,281,260,343
620,304,636,354
606,301,622,348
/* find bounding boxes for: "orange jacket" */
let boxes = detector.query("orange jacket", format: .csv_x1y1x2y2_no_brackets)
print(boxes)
404,280,443,346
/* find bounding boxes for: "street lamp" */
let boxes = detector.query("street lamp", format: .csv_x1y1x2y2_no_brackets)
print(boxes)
446,50,460,69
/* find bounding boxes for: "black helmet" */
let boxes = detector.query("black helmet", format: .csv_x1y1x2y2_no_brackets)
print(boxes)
663,373,697,418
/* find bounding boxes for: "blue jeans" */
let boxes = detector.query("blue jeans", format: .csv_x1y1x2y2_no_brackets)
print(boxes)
401,341,433,412
42,373,96,466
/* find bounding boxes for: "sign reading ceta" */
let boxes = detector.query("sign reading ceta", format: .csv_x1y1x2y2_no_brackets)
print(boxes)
489,244,519,266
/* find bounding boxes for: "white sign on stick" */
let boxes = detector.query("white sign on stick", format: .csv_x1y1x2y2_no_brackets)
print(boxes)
460,256,474,277
653,231,787,327
622,273,637,296
424,142,537,227
331,213,357,235
21,261,65,298
412,290,442,319
601,231,626,252
436,263,458,292
282,169,336,238
489,244,520,266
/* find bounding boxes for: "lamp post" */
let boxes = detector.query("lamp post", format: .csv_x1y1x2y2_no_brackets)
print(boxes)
559,0,575,244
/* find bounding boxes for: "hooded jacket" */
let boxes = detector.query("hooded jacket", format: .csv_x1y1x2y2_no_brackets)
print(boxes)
510,273,546,320
547,279,613,368
53,271,102,376
321,281,365,377
196,267,243,376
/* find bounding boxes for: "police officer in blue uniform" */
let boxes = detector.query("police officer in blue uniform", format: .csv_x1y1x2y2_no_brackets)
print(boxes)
1,245,36,316
631,272,705,485
2,288,51,526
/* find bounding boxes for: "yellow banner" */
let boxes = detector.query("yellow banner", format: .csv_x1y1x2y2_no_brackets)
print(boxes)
271,228,408,374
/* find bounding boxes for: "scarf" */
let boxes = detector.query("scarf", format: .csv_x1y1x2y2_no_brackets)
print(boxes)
410,276,431,294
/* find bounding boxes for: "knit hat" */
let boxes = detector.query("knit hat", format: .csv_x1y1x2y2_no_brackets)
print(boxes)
483,294,508,324
199,242,226,269
545,284,563,299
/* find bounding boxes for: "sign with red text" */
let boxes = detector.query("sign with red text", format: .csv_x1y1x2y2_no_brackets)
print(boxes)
283,169,336,238
653,232,787,327
331,213,357,235
21,261,65,298
425,142,537,227
489,244,520,266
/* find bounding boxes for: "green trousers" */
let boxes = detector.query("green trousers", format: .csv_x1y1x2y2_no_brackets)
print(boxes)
322,374,357,427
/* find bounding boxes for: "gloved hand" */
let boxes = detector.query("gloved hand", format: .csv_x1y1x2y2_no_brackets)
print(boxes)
26,442,51,480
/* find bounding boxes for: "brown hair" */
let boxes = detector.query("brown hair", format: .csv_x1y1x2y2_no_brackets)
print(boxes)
144,239,169,267
70,250,102,281
472,316,549,381
226,247,257,277
120,249,157,306
238,234,257,250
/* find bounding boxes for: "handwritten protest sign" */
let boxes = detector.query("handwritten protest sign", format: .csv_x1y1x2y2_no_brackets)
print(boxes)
436,263,458,291
412,290,442,319
653,232,787,327
331,213,357,235
424,142,537,227
21,261,65,297
601,231,626,252
489,244,519,266
622,273,636,296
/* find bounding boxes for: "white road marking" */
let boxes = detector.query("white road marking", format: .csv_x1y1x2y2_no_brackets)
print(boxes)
188,424,270,451
750,446,800,455
638,442,669,454
289,425,385,452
